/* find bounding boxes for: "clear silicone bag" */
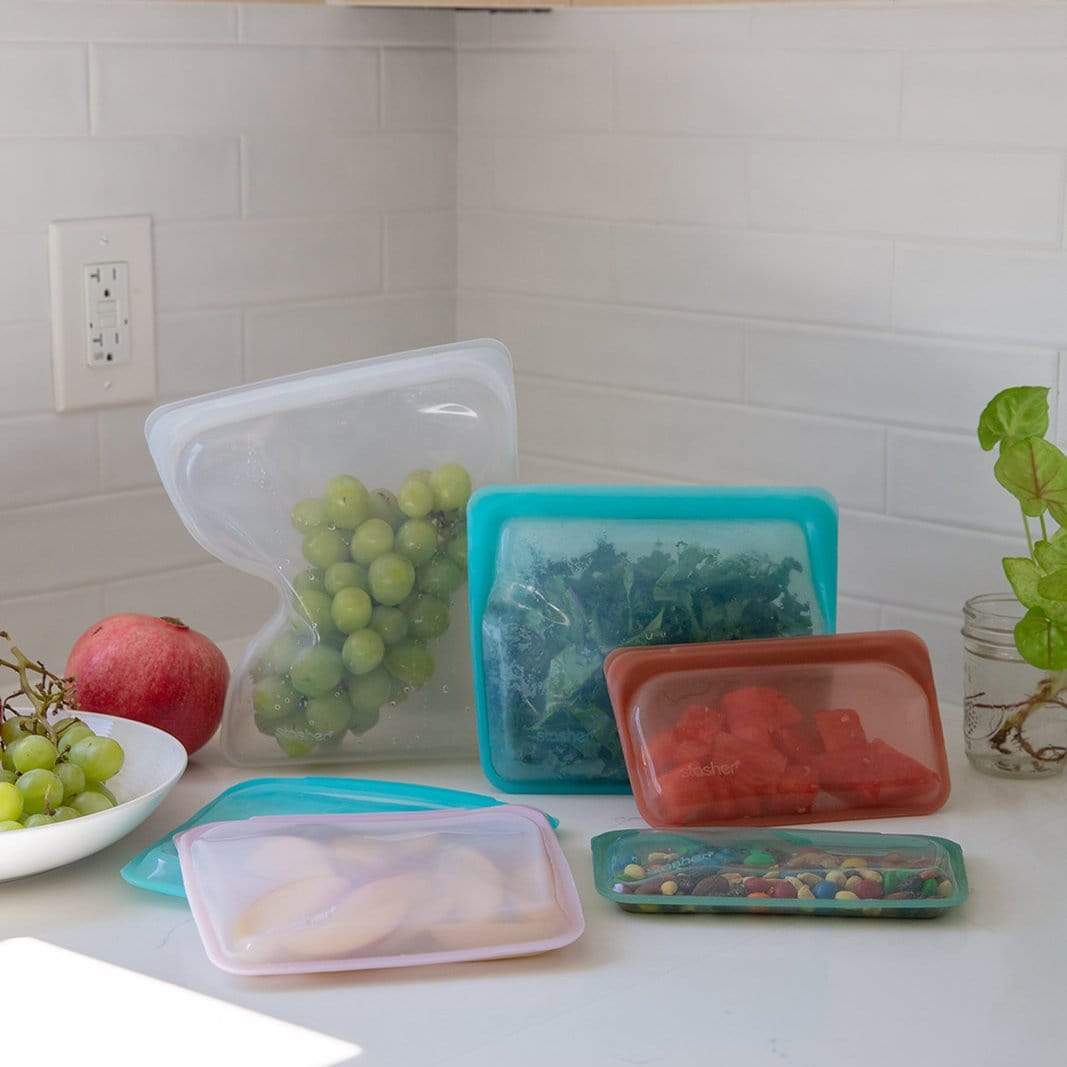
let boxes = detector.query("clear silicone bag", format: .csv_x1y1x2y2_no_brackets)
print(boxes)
176,806,584,975
122,776,557,899
468,486,837,794
147,340,517,766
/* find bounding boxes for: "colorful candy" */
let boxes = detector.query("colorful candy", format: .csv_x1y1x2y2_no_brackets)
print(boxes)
608,837,960,918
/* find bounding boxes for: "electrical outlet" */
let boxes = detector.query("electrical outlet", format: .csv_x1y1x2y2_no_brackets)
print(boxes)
85,262,131,368
49,216,156,412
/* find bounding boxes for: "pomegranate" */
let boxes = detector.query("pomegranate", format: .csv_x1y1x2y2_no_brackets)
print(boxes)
66,614,228,755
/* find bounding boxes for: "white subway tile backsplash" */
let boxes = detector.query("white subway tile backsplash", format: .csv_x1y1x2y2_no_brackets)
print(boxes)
519,451,660,485
239,6,453,47
382,48,456,130
837,597,882,634
459,213,613,300
458,50,613,131
5,0,1067,687
0,490,207,598
245,132,455,216
97,404,158,492
517,375,887,511
0,413,97,507
155,217,381,310
879,604,964,705
93,44,378,135
103,562,276,642
157,311,243,400
903,51,1067,146
0,321,53,416
243,294,455,382
615,49,901,138
457,293,745,401
0,2,236,43
0,138,240,232
0,586,106,680
749,142,1062,244
839,510,1015,615
615,226,893,327
888,428,1021,536
481,8,750,50
894,244,1067,345
0,44,87,135
494,135,747,226
750,4,1067,52
385,211,456,291
746,327,1057,432
458,134,493,209
0,232,50,324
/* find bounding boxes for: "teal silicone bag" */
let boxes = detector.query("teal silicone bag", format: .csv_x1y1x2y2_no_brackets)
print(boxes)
467,485,838,795
122,776,556,898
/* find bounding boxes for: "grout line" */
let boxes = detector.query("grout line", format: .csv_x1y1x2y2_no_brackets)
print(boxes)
84,42,95,136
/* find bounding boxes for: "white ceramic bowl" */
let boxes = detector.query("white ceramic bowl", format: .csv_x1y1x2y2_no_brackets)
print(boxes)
0,711,187,881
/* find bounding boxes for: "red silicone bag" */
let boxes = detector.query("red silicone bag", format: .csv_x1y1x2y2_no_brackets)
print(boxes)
604,631,950,827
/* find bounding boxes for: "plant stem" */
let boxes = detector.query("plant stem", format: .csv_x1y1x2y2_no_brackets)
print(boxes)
1022,507,1035,557
1040,513,1050,544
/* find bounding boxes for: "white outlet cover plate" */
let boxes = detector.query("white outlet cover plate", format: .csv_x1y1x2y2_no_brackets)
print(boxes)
49,215,156,412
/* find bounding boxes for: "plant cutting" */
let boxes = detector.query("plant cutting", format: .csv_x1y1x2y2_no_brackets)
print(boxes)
968,386,1067,774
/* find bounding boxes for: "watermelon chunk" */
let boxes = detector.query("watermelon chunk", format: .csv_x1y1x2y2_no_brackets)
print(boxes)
812,745,880,808
673,703,725,745
712,732,788,817
776,721,823,763
655,761,738,823
813,708,867,753
722,687,803,748
642,730,710,775
764,763,819,817
813,740,941,810
867,740,942,805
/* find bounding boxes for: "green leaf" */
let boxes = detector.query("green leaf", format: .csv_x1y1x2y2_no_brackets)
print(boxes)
1015,607,1067,670
1034,538,1067,572
1037,568,1067,600
994,436,1067,517
978,386,1050,452
1004,557,1067,623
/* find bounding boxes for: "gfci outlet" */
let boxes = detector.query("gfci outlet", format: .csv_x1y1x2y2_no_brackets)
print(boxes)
49,215,156,412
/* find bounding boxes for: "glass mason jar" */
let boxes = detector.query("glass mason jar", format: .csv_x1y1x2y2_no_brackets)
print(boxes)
963,593,1067,778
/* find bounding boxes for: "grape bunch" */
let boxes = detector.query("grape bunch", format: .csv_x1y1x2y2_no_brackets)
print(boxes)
0,717,125,830
252,463,473,758
0,632,125,832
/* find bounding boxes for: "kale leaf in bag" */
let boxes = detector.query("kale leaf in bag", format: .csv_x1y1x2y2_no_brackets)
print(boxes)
483,538,817,784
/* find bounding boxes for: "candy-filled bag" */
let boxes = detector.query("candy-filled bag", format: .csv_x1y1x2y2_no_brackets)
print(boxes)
176,807,584,974
147,341,517,765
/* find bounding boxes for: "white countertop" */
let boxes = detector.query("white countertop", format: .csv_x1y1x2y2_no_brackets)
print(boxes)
1,706,1060,1067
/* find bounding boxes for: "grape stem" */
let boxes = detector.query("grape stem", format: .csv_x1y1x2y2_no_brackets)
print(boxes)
0,630,77,743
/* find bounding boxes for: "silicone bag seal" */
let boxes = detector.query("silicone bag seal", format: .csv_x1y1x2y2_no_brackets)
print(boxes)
467,485,838,795
122,776,557,899
177,806,584,975
146,340,517,767
605,630,950,827
592,827,968,919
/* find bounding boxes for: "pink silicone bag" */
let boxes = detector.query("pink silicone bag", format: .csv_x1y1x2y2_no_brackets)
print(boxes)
175,805,584,975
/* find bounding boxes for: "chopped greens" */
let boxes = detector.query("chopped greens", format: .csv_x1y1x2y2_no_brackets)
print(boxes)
482,539,817,783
